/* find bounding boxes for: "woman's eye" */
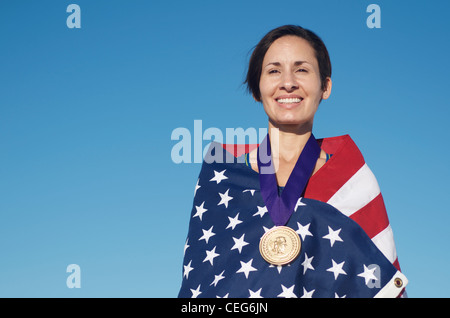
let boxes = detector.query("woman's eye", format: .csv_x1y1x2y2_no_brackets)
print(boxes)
297,68,307,73
268,69,279,74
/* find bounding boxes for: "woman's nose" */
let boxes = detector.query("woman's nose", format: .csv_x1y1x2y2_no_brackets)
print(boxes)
280,72,298,91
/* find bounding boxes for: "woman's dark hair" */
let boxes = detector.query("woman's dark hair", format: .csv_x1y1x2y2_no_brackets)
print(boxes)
245,25,332,101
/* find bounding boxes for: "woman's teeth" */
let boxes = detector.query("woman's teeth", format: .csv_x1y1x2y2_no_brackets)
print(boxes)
277,98,302,104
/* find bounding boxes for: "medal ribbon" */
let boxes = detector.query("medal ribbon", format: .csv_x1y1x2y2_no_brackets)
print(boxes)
257,133,321,226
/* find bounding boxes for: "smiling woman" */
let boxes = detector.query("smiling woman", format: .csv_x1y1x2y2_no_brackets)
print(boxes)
177,25,407,298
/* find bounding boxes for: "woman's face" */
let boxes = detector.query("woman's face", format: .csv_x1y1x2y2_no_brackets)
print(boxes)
259,35,331,130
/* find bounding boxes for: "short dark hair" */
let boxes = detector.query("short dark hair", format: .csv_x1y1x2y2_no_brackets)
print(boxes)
244,25,332,101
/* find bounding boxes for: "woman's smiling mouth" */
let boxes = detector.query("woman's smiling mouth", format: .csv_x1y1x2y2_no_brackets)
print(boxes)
275,95,304,108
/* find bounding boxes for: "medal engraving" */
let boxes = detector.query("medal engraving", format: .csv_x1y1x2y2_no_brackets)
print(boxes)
259,226,301,266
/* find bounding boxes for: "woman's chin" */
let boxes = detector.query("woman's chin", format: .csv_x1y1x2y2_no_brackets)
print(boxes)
269,117,311,129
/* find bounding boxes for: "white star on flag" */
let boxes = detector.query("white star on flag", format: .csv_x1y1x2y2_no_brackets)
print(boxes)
183,260,194,279
248,288,263,298
302,253,315,274
218,189,233,208
253,206,268,218
226,212,242,230
296,222,313,241
231,234,249,254
183,238,190,255
358,264,378,285
190,284,202,298
322,226,343,247
269,264,286,274
236,259,257,279
210,169,228,184
199,226,215,244
203,246,220,266
326,259,347,280
294,197,306,211
194,179,201,196
210,270,225,287
278,284,297,298
262,225,276,233
193,201,208,221
300,287,315,298
242,189,256,196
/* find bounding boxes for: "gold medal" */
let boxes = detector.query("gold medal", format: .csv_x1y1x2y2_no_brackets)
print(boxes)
259,226,301,266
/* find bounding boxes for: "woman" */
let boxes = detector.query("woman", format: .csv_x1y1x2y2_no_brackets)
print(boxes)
178,25,407,298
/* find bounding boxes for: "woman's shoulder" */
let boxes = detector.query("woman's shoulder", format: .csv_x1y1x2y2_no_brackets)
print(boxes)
317,134,365,162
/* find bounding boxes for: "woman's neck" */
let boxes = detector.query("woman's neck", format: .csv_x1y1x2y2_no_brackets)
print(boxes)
249,120,325,186
268,121,312,164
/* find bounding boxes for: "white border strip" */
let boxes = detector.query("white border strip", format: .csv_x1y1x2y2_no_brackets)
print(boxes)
374,270,408,298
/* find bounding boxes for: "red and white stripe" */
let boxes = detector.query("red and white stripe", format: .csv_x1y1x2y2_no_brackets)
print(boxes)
304,135,401,271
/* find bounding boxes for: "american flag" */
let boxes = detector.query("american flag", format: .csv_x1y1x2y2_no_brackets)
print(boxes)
178,135,407,298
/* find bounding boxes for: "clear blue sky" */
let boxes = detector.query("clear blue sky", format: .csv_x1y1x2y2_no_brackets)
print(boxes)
0,0,449,297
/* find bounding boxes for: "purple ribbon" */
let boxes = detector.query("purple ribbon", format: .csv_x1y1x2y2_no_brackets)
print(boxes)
257,133,321,226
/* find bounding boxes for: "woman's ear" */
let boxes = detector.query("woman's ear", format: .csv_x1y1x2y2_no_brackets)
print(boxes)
321,77,332,100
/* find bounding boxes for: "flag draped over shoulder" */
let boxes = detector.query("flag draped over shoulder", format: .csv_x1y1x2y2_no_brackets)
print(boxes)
178,135,407,298
305,135,401,270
